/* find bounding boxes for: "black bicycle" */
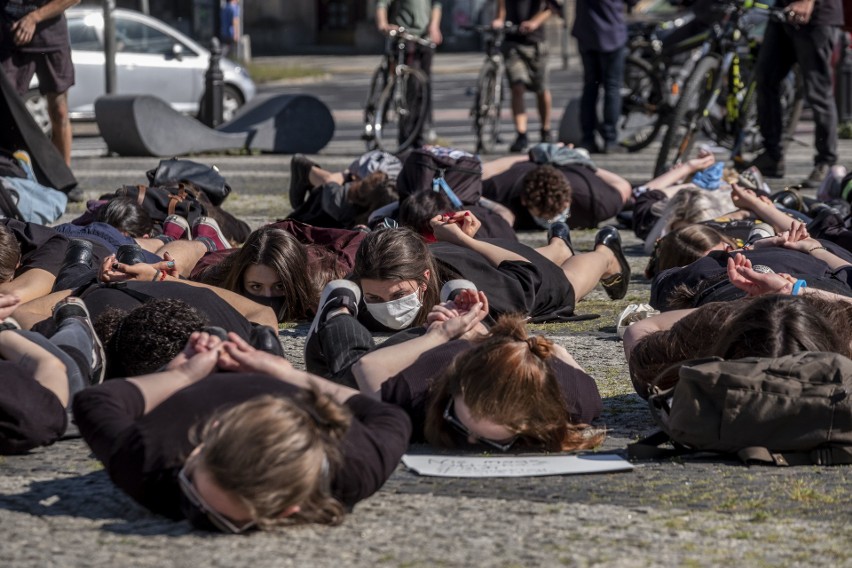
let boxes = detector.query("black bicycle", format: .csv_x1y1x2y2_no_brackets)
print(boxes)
620,13,711,152
654,0,803,176
466,22,519,154
362,28,435,153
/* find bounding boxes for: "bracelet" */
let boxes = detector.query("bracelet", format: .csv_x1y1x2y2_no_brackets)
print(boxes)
807,246,827,254
151,268,160,281
151,269,167,282
791,279,807,296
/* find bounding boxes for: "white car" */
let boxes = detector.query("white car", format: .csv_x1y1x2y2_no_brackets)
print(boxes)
26,8,256,132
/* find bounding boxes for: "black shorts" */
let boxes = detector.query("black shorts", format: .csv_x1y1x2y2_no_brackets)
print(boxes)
0,44,74,95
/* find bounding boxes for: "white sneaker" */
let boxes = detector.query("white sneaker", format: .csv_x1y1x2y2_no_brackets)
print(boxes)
616,303,660,339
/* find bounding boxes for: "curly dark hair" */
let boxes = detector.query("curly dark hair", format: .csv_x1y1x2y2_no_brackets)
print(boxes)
0,224,22,283
94,298,208,378
520,165,572,219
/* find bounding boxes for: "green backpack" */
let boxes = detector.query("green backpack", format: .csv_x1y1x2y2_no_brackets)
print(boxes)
629,351,852,466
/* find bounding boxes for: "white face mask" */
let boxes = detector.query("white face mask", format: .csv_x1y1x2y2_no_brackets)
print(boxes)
531,205,571,229
365,290,422,330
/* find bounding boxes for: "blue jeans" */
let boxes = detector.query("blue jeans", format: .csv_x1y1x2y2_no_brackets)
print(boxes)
579,46,626,145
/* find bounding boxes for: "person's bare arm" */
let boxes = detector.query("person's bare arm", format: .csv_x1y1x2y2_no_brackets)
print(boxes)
11,0,80,46
481,154,529,179
730,184,796,233
430,212,527,266
429,2,443,44
519,6,551,33
478,197,516,227
0,268,58,305
594,167,632,204
644,150,715,191
492,0,507,27
352,297,488,397
11,289,73,330
622,308,696,362
0,329,69,406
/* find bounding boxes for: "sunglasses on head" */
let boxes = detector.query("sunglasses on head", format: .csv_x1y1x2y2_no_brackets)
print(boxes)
442,397,518,452
178,464,256,535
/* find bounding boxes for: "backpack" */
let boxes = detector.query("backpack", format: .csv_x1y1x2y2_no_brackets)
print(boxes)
629,351,852,466
396,147,482,206
146,158,232,206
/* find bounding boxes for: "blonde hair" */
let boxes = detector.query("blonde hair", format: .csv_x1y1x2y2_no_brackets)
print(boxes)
644,187,736,254
196,389,351,528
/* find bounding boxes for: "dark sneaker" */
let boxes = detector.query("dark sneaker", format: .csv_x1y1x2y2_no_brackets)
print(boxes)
0,317,21,332
748,152,785,178
546,221,574,255
769,189,805,212
440,279,478,303
53,297,105,385
540,129,553,143
192,216,230,251
595,226,631,300
115,244,146,266
66,187,86,203
304,280,361,374
162,214,190,241
509,132,529,153
802,163,831,189
289,154,317,208
61,239,94,271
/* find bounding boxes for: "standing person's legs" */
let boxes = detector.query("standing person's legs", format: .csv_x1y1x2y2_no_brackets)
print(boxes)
531,42,551,140
755,22,797,163
579,49,602,150
46,91,71,166
601,45,626,147
41,47,76,167
792,25,840,170
415,44,435,141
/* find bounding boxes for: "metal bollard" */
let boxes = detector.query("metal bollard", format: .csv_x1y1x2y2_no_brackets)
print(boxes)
201,37,224,127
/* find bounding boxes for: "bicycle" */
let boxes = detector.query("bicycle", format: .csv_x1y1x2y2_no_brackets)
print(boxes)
466,22,518,154
620,13,711,152
654,0,803,176
362,28,435,154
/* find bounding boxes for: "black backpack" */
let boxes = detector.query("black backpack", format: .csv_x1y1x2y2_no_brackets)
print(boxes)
396,147,482,206
146,158,232,206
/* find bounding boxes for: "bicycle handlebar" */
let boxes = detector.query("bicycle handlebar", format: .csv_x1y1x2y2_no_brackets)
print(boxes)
387,27,436,49
461,22,521,35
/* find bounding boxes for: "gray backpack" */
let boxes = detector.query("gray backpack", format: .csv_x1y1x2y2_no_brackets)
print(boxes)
629,351,852,466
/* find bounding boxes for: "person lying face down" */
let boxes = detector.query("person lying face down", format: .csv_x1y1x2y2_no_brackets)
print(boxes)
349,215,631,332
72,331,411,533
304,280,604,453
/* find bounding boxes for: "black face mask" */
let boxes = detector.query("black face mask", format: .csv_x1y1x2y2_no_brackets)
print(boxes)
243,292,287,321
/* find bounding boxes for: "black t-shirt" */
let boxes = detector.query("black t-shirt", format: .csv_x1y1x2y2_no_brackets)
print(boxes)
0,0,69,53
1,218,69,277
77,281,255,338
505,0,547,44
0,360,66,454
482,162,624,230
72,374,412,519
380,340,603,445
776,0,844,27
430,239,576,320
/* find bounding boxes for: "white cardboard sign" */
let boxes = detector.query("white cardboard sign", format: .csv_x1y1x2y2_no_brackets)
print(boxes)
402,453,634,478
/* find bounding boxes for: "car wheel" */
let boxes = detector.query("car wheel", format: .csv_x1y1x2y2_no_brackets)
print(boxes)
25,89,52,136
222,85,244,122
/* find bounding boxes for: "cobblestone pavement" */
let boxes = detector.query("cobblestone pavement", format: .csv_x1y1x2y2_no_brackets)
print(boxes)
4,61,852,566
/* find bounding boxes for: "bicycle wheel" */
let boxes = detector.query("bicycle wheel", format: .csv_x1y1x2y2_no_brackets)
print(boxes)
363,64,388,150
473,62,502,154
619,55,666,153
372,67,429,154
654,54,721,177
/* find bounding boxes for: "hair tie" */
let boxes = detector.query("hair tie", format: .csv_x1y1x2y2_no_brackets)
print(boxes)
791,280,807,296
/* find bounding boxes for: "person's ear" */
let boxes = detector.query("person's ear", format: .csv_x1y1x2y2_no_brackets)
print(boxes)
421,269,431,289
